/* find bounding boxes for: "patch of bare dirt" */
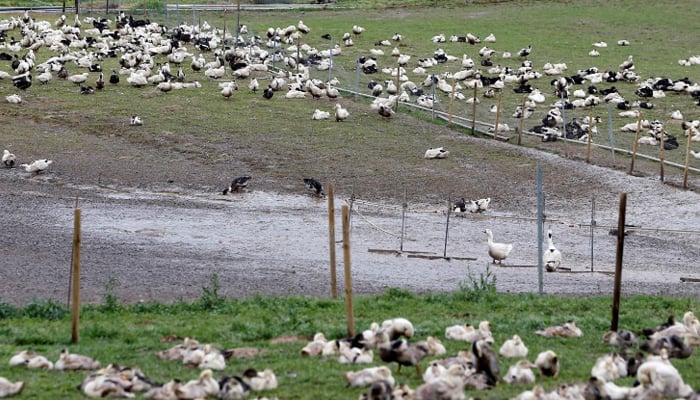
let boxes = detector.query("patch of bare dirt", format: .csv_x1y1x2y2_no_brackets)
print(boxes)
1,111,699,306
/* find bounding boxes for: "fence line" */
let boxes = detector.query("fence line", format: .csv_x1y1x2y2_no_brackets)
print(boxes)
335,85,700,176
351,206,414,240
440,115,700,174
346,196,700,237
336,87,497,131
164,3,337,12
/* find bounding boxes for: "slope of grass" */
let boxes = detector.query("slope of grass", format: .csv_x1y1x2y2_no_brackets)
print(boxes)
2,0,698,184
0,6,698,400
0,284,698,399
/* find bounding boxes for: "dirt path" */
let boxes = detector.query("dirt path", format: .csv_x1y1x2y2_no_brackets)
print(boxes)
2,142,699,306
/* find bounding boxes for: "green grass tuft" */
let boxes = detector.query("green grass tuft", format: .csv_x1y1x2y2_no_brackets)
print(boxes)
0,292,698,399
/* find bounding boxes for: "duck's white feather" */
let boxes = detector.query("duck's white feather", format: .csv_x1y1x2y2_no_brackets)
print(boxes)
543,229,562,272
19,159,52,173
484,229,512,264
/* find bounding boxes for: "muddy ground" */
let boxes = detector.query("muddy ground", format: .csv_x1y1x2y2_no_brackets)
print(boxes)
2,122,699,307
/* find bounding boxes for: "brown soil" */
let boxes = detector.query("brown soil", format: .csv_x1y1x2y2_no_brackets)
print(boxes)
1,101,700,306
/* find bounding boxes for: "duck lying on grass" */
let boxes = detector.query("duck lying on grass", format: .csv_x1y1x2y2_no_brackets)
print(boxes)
54,348,100,371
499,334,529,358
536,320,583,338
8,350,53,369
0,377,24,398
424,147,449,159
344,366,394,388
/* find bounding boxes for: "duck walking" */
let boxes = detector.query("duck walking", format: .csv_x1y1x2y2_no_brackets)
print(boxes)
484,228,513,264
303,178,325,198
334,103,350,122
543,229,562,272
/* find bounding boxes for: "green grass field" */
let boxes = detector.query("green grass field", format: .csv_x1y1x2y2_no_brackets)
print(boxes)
0,283,698,399
1,1,699,398
2,0,699,177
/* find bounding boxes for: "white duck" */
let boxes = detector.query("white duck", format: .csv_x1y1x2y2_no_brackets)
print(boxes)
473,197,491,213
19,159,52,174
221,83,237,99
424,147,449,159
499,334,528,358
3,149,16,167
445,320,492,343
334,103,350,122
130,115,144,126
484,229,513,264
312,109,330,120
248,78,259,92
54,348,100,371
502,359,536,384
204,65,226,80
67,72,89,84
543,229,562,272
8,350,53,369
126,71,148,87
6,94,22,104
0,377,25,397
176,369,219,399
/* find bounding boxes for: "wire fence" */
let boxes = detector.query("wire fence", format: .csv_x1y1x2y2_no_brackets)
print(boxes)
343,188,700,281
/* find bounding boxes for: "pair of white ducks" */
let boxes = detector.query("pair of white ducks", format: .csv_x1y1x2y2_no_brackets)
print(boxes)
483,228,561,269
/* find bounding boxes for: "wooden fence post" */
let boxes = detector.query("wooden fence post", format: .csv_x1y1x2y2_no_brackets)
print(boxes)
327,183,337,299
447,80,457,126
536,165,543,295
659,131,665,182
586,111,594,163
71,204,82,344
517,96,526,145
443,194,451,258
611,192,627,332
395,62,401,112
493,92,503,139
342,205,355,338
683,129,691,189
471,85,478,134
629,112,642,174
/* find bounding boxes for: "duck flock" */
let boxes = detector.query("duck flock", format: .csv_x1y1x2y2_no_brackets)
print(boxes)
1,9,700,193
1,9,699,147
2,339,278,399
1,8,700,399
3,312,698,399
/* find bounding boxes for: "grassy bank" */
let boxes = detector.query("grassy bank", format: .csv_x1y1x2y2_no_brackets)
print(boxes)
0,279,698,399
0,0,507,9
1,3,699,397
2,0,699,203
